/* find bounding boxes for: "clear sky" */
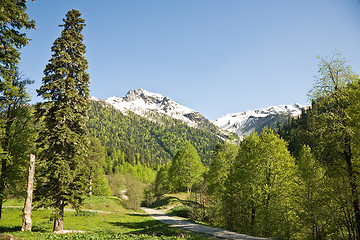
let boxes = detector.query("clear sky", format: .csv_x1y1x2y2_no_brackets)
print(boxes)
19,0,360,120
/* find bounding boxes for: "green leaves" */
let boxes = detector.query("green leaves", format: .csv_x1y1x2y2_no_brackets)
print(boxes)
0,72,35,219
309,51,359,101
169,142,205,193
224,129,297,239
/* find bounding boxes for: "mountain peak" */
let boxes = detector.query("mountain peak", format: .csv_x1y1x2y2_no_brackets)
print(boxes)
96,89,307,138
105,89,199,127
123,88,164,102
213,103,307,136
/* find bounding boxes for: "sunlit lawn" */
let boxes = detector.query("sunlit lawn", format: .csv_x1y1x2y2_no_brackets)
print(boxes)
0,196,214,240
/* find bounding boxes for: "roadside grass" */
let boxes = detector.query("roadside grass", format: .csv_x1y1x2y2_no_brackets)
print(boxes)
0,196,215,240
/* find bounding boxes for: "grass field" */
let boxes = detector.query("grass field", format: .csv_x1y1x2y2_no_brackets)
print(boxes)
0,196,214,240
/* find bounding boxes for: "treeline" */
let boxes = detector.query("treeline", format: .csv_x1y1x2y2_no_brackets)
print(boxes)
87,99,225,169
148,52,360,240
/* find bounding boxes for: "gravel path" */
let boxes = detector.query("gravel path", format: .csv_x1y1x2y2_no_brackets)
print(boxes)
142,207,272,240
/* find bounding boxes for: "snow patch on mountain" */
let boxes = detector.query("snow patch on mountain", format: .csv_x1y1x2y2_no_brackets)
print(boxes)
213,104,305,136
105,89,199,127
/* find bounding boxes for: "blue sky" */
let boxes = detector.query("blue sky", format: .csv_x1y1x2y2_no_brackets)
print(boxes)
20,0,360,120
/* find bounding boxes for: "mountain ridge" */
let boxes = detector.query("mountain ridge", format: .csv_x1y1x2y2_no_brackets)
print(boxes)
93,89,307,137
212,103,306,136
105,89,199,127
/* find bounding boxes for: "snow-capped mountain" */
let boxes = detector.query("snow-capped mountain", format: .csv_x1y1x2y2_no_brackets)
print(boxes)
213,104,305,137
93,88,306,138
104,89,208,128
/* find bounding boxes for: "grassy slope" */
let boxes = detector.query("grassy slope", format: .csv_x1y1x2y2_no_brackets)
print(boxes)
147,193,191,210
0,196,214,240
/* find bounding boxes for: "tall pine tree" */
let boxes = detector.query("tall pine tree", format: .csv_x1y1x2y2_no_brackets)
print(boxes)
35,9,90,232
0,0,35,219
0,0,35,83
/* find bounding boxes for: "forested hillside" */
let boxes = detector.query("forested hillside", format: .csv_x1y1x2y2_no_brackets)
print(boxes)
87,99,226,168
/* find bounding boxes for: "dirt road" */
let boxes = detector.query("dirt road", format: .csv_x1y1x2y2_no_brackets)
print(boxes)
142,207,272,240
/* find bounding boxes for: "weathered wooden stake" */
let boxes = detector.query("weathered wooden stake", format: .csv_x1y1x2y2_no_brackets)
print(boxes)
21,154,35,231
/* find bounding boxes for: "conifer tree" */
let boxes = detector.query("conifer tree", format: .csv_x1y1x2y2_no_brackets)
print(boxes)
0,0,35,84
0,0,35,219
35,9,90,231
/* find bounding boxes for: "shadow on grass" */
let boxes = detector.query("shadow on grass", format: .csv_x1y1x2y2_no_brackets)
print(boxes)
108,218,180,236
127,213,149,217
0,226,21,233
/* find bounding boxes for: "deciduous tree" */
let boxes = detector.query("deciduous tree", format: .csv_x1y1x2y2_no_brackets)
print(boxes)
225,129,297,239
0,73,34,219
308,51,360,239
169,142,205,193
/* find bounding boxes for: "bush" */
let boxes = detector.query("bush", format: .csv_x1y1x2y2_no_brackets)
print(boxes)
124,174,147,211
188,205,208,223
106,173,126,198
74,210,97,217
170,205,192,218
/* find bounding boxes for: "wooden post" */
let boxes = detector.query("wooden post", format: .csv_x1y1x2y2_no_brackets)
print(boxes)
22,154,35,231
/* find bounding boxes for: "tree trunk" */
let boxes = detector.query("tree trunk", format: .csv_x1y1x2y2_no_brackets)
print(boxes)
53,202,65,232
345,138,360,240
0,157,7,220
22,154,35,231
250,204,256,235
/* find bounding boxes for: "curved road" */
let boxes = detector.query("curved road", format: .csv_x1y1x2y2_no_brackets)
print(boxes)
142,207,272,240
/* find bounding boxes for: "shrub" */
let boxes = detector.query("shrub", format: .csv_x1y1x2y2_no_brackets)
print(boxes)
170,205,192,218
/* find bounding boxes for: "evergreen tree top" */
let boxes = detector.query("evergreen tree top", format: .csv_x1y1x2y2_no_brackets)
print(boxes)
37,9,89,102
60,9,86,31
0,0,35,82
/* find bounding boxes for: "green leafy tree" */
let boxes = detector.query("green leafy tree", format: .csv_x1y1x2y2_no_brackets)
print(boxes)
206,142,238,227
169,142,205,193
207,142,238,195
308,52,360,239
35,9,90,231
225,129,297,239
124,174,146,211
0,73,34,219
88,137,111,196
295,145,329,239
154,164,171,196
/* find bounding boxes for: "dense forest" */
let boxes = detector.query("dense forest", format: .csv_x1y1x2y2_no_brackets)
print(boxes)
87,99,226,169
